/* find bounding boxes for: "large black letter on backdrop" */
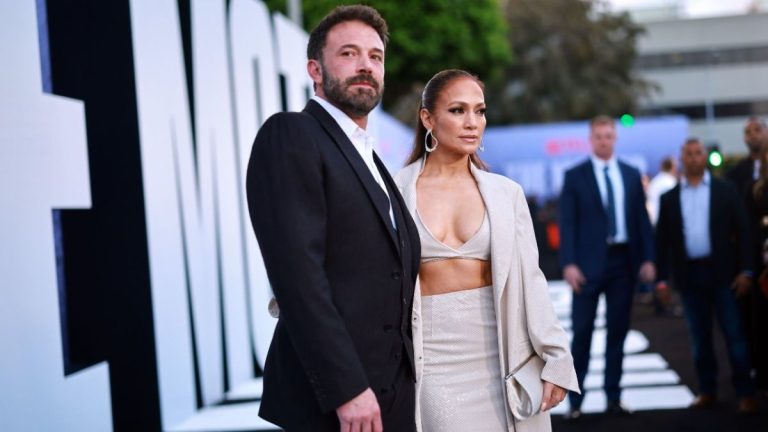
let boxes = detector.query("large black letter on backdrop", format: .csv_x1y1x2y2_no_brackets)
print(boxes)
3,0,313,430
45,0,162,430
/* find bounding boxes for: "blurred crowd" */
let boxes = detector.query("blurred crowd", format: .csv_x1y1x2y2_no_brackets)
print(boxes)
527,116,768,417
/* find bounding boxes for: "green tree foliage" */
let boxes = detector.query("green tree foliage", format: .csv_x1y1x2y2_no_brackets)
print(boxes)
263,0,511,121
488,0,655,124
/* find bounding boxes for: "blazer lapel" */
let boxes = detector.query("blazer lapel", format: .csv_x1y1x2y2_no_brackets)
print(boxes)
304,100,399,251
397,161,421,220
584,162,605,216
374,153,405,254
669,185,683,244
472,163,513,304
708,178,719,247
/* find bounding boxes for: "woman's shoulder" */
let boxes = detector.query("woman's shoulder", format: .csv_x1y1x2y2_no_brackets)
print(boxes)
474,167,523,196
394,160,421,187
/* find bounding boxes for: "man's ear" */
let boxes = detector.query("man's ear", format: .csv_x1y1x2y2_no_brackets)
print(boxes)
307,59,322,87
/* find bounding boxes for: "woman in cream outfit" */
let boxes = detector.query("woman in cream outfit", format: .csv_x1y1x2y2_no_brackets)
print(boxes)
395,70,579,431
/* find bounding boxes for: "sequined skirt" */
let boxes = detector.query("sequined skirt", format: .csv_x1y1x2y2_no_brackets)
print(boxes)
420,286,507,431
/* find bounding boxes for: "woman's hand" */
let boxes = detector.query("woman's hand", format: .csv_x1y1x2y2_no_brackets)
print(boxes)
540,381,566,412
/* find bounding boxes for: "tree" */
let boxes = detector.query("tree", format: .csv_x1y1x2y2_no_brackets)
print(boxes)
263,0,511,123
488,0,655,125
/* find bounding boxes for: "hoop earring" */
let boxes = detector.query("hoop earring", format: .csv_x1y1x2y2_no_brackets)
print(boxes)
425,130,438,153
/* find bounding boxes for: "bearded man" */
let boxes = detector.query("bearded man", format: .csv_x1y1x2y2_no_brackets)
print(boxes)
245,5,420,432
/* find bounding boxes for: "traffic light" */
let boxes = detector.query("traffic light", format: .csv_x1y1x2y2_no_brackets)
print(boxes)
620,114,635,127
707,145,723,168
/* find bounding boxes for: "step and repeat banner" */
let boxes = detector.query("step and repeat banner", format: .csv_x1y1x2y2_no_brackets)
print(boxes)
1,1,411,431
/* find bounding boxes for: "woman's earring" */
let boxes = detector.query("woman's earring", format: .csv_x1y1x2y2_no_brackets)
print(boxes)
425,130,439,153
478,138,485,152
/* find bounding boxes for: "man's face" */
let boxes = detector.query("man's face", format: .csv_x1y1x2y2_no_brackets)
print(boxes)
590,123,617,160
744,120,765,155
681,141,707,178
312,20,384,118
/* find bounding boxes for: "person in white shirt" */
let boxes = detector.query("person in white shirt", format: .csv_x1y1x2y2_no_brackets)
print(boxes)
646,156,678,226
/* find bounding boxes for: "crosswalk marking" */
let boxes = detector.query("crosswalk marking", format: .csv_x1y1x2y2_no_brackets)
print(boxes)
549,280,694,414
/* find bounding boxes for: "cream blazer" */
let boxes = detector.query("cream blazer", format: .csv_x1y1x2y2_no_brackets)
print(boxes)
395,159,579,432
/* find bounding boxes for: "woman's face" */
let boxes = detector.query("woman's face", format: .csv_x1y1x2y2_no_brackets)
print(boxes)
422,77,486,156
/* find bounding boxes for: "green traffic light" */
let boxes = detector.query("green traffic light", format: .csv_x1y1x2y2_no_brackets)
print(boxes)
620,114,635,127
708,151,723,167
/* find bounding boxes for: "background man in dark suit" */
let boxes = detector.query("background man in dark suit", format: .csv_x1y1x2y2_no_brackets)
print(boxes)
559,116,656,419
727,117,766,195
727,116,768,396
655,138,756,413
246,6,420,431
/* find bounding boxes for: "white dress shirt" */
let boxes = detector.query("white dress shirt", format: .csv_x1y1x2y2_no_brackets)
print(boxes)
680,171,712,259
590,155,628,243
754,159,762,181
312,96,396,228
647,171,678,226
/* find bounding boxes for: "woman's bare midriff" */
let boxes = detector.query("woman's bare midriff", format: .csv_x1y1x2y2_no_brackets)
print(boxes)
419,258,492,296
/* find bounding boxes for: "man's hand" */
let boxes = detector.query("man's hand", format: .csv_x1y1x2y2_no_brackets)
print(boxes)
638,261,656,284
336,388,382,432
540,380,566,412
731,273,752,298
564,264,586,294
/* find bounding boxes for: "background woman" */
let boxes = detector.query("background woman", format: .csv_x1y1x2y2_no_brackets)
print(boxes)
395,69,578,431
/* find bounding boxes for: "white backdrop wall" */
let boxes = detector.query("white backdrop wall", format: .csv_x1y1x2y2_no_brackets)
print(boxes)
0,1,412,431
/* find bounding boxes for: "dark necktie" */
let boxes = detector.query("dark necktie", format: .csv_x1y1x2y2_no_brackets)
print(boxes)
603,166,617,240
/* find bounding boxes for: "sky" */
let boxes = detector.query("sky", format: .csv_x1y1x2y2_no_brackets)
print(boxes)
606,0,758,18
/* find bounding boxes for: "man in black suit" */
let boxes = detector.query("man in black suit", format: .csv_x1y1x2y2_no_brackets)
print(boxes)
726,117,765,194
656,138,756,413
559,116,656,419
726,116,768,395
246,6,420,431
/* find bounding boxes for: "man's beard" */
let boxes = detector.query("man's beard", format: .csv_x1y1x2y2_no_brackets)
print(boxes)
321,63,383,118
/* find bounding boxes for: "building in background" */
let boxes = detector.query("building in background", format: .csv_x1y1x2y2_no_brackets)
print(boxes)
618,2,768,155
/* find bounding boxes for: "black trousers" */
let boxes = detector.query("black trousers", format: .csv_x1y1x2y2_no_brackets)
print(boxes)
569,244,632,408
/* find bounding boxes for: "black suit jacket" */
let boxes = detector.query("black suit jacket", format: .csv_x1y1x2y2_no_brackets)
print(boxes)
559,159,654,287
726,157,756,194
246,100,420,429
655,175,753,290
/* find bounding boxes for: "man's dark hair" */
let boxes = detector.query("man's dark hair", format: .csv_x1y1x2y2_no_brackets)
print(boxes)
660,156,675,172
306,5,389,61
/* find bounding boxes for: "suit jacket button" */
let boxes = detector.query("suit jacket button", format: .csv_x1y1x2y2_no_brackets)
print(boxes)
391,271,401,280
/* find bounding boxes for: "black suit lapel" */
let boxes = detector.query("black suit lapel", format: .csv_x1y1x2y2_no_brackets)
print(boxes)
374,153,407,253
583,162,606,220
708,178,721,249
304,100,400,252
668,185,684,256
